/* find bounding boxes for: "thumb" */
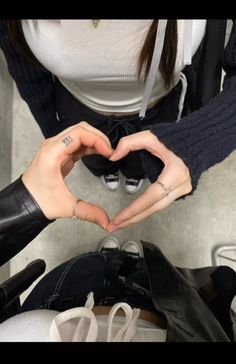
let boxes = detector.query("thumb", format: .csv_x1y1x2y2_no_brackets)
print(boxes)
74,200,110,230
109,130,156,162
109,141,131,162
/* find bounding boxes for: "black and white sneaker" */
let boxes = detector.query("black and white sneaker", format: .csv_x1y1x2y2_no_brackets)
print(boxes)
99,236,120,253
101,172,120,191
124,177,144,194
121,241,144,259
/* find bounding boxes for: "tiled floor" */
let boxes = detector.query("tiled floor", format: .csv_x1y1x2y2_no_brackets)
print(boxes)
11,96,236,303
1,20,236,304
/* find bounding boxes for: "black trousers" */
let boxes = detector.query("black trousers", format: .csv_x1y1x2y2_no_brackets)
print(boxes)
55,79,182,178
21,250,155,314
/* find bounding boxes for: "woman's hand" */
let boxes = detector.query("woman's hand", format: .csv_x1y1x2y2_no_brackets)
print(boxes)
107,130,192,232
22,122,113,229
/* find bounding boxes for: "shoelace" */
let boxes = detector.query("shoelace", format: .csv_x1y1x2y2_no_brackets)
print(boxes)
105,173,119,181
125,177,142,186
50,292,140,342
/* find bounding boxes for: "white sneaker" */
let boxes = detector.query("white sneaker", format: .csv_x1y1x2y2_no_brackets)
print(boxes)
121,241,143,258
101,172,120,191
124,177,144,194
99,236,120,253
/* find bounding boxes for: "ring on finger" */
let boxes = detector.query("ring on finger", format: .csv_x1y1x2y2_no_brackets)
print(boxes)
72,199,83,220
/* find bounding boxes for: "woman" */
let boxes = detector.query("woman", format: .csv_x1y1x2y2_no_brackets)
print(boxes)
0,19,236,229
0,19,225,195
0,122,235,342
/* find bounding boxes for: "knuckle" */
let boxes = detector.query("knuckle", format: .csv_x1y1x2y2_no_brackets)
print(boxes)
186,179,193,193
103,135,111,143
183,178,193,195
77,124,84,132
76,124,87,134
40,139,49,149
39,142,50,157
176,160,190,182
118,137,128,149
79,121,89,127
149,132,159,143
182,166,191,181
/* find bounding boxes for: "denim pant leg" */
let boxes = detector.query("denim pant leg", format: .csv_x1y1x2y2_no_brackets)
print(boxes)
21,251,154,313
21,252,108,312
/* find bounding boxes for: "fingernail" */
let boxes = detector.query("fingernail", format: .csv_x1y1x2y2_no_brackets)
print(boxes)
100,224,107,230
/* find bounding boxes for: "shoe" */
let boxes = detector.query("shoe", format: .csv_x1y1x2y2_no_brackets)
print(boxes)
121,241,143,258
101,172,120,191
124,177,144,194
99,236,120,253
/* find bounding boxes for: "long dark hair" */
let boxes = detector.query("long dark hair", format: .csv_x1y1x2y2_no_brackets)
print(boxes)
4,20,177,89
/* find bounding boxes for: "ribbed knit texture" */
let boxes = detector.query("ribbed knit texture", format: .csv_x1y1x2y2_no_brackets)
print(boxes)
141,20,236,194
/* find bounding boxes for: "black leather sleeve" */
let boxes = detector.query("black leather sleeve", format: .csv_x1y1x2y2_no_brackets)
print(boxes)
0,177,54,266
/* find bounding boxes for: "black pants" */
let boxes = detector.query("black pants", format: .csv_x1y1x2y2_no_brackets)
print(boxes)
20,250,155,314
55,79,182,178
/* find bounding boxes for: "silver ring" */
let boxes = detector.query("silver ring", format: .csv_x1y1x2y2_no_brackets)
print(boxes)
72,199,83,220
156,180,172,198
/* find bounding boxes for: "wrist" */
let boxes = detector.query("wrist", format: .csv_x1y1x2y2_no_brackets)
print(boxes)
21,174,58,220
17,175,54,222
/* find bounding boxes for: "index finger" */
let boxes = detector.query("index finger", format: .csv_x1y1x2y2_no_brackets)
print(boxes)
111,182,163,226
76,121,111,146
112,165,178,226
53,122,112,148
49,125,113,159
108,185,182,231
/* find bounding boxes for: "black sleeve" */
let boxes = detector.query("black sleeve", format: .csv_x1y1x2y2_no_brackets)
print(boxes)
0,20,58,138
141,20,236,195
0,177,53,266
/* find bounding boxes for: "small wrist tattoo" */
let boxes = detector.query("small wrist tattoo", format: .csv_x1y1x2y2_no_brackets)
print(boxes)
62,135,73,147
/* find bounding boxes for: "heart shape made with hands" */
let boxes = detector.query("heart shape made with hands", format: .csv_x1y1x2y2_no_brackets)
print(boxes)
23,123,191,234
70,130,191,234
102,130,191,233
